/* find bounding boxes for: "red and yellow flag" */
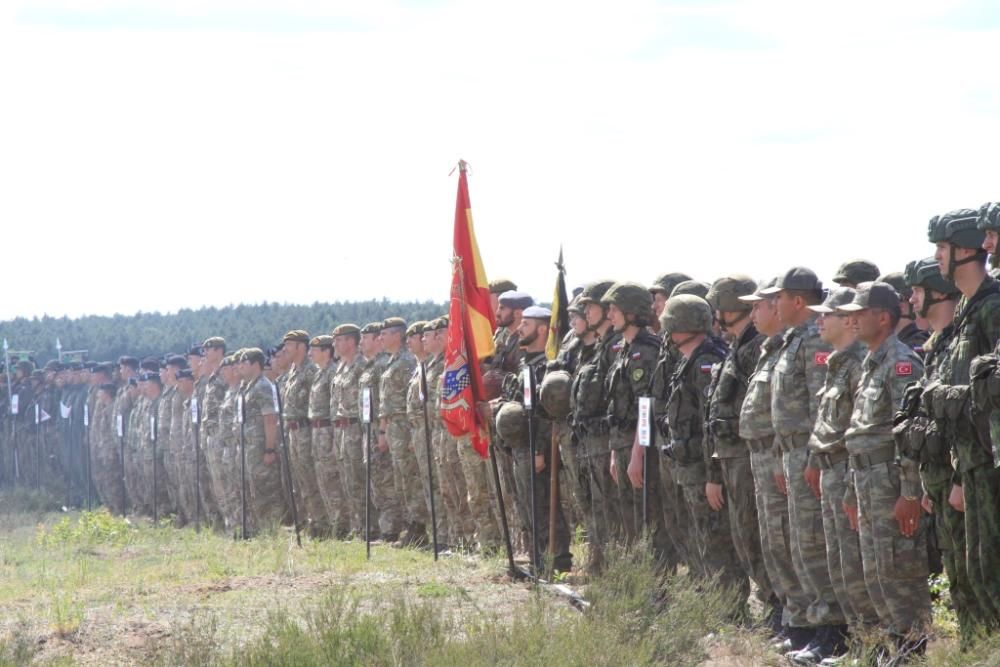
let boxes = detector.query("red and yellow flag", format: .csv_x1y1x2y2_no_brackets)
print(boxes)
440,161,495,458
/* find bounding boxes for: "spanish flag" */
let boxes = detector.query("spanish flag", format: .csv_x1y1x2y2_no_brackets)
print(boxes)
441,161,495,458
545,247,569,360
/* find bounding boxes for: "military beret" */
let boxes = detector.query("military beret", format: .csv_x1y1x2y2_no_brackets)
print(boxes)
140,358,161,372
309,335,334,348
98,382,117,394
187,345,205,357
175,368,194,381
809,286,857,314
332,323,361,337
283,330,310,344
424,318,448,332
522,305,552,321
877,272,911,300
382,317,407,331
202,337,226,350
361,322,383,335
163,354,187,369
83,362,97,372
760,267,823,295
832,259,881,287
138,371,160,383
405,321,426,337
92,363,114,376
240,348,266,366
220,355,235,367
836,281,901,314
489,278,518,294
117,356,139,369
498,290,534,310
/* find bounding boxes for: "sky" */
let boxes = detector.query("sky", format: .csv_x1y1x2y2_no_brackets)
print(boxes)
1,0,999,320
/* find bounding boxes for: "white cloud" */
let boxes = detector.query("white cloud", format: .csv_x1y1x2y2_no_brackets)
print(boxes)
0,0,999,321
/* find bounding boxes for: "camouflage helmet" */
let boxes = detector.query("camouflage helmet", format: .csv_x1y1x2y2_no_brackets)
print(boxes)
978,202,1000,231
706,274,756,312
934,209,985,249
660,295,713,335
601,281,653,317
495,402,528,449
649,272,693,296
904,257,960,308
539,370,572,419
566,294,583,316
576,280,615,306
670,280,710,300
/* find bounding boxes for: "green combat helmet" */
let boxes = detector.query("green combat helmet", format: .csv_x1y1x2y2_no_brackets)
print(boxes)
495,402,528,448
832,259,881,287
904,257,960,318
706,274,756,332
659,294,714,336
670,280,711,300
601,281,654,326
539,370,572,419
649,272,692,297
576,280,615,330
931,209,985,280
977,202,1000,272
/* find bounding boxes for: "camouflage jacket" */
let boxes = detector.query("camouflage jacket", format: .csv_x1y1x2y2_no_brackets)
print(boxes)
332,354,366,420
281,360,317,421
113,382,135,441
357,353,388,423
308,363,335,421
157,386,175,449
706,323,764,465
898,322,930,354
570,329,620,431
771,315,831,442
606,328,661,448
845,334,924,497
378,350,416,419
502,350,552,444
739,332,786,443
200,370,227,441
808,340,865,463
242,375,278,449
219,384,239,448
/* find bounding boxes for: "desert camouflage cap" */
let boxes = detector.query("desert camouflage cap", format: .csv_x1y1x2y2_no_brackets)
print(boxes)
382,317,407,331
649,272,693,296
832,259,881,286
836,281,901,314
309,335,334,348
332,323,361,337
283,330,310,344
202,337,226,350
489,278,518,294
706,274,756,312
809,286,857,314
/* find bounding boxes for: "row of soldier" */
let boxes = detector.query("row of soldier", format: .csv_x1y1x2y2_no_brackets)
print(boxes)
6,203,1000,663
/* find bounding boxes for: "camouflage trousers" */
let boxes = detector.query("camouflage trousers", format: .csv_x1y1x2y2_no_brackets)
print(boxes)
647,447,685,572
409,416,445,541
181,439,222,529
721,455,775,606
386,416,428,528
923,463,989,645
456,434,502,549
93,436,126,516
960,464,1000,628
163,439,185,521
206,436,239,531
677,461,748,606
287,425,329,536
553,422,582,532
125,436,147,515
610,433,641,542
336,421,367,534
366,437,403,537
429,424,474,544
494,442,525,551
142,446,173,519
511,446,572,572
244,436,288,535
749,443,809,627
312,425,349,535
820,460,878,625
573,432,621,568
780,437,844,626
854,462,931,635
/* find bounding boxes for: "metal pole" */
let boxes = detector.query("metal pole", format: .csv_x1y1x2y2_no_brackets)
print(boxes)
34,403,41,489
193,397,202,533
363,387,373,560
151,411,158,524
419,362,439,560
488,440,520,580
524,366,539,580
83,404,91,511
239,392,248,540
639,397,653,532
117,413,126,516
548,428,559,559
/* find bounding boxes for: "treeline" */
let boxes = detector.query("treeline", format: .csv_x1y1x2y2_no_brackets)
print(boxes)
0,300,448,363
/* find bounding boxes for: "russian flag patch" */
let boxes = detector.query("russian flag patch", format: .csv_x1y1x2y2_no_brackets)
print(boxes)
699,364,713,374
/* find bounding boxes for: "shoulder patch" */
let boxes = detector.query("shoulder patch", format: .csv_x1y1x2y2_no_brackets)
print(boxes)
612,341,624,352
814,352,830,366
699,364,714,374
631,368,645,382
631,351,642,360
895,361,913,377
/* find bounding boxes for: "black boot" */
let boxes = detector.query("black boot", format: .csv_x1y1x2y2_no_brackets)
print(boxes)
775,626,816,653
788,624,849,664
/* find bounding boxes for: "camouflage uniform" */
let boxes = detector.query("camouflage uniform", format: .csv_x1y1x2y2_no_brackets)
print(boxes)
898,322,930,352
808,339,879,625
216,380,241,530
282,360,329,536
846,335,929,634
359,353,401,537
706,323,776,611
309,361,349,535
128,393,150,514
332,354,368,534
158,385,181,518
407,357,449,542
483,326,524,549
771,315,844,627
169,386,195,522
741,332,810,628
380,348,428,533
427,351,474,544
112,384,136,513
242,375,287,532
91,395,124,514
201,369,229,527
502,350,572,571
664,335,747,603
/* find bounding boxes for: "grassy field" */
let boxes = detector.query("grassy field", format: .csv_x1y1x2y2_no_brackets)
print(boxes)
0,488,994,665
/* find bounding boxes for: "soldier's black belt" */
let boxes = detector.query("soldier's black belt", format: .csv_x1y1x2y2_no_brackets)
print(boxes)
311,419,332,429
849,444,896,471
813,449,849,470
287,418,310,431
334,418,359,428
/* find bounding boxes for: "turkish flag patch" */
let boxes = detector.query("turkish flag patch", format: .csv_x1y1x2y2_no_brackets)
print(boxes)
896,361,913,376
814,352,830,366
